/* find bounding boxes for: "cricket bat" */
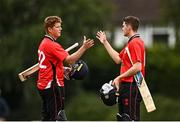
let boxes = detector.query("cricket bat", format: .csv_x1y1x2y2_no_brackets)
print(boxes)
125,47,156,113
18,43,79,82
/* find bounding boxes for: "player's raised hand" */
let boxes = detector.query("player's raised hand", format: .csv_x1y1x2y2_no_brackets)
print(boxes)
82,36,94,50
96,31,107,44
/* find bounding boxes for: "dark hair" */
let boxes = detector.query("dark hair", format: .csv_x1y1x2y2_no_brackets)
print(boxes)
44,16,62,33
122,16,140,32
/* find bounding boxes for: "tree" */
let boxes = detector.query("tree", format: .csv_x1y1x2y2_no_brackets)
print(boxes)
0,0,116,120
160,0,180,48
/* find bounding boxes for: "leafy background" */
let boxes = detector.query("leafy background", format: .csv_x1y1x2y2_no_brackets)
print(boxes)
0,0,180,120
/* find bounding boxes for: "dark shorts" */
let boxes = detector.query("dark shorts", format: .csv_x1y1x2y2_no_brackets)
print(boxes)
38,83,65,121
118,81,142,121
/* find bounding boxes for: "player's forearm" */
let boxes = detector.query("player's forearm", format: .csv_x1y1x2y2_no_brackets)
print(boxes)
118,62,142,80
65,46,86,64
103,41,121,64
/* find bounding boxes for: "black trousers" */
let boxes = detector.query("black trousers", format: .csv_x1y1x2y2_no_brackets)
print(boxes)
118,81,142,121
38,83,66,121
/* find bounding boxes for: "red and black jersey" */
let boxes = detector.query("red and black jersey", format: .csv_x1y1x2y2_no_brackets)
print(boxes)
119,34,145,82
37,35,69,90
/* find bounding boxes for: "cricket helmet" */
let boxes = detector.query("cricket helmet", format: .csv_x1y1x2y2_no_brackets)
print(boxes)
100,80,118,106
69,60,89,80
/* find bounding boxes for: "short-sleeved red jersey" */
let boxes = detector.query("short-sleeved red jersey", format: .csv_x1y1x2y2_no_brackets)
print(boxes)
37,35,69,90
119,35,145,82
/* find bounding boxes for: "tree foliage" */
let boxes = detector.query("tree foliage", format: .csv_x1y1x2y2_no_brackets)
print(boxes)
1,0,180,120
146,45,180,97
160,0,180,47
0,0,115,120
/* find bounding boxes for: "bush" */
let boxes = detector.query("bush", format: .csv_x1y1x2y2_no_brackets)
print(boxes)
141,94,180,120
66,91,180,121
66,90,117,121
146,46,180,97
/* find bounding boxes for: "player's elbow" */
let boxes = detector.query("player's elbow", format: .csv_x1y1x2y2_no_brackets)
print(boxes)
114,57,121,64
115,60,120,64
134,62,142,72
137,64,142,72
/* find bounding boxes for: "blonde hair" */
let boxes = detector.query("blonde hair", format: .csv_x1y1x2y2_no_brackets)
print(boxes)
44,16,62,33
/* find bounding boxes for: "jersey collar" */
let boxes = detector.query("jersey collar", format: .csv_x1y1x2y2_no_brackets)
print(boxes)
44,34,56,42
128,34,140,43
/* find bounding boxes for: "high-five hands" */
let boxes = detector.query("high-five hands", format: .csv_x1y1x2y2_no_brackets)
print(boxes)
96,31,107,44
82,36,94,50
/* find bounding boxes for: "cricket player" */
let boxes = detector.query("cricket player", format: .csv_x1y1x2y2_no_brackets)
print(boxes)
96,16,145,121
37,16,94,121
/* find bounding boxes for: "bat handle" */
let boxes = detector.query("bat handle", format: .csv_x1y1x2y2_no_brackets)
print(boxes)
65,43,79,52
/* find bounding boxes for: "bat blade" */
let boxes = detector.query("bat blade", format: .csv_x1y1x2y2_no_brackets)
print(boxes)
125,47,156,113
18,43,79,82
135,72,156,112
